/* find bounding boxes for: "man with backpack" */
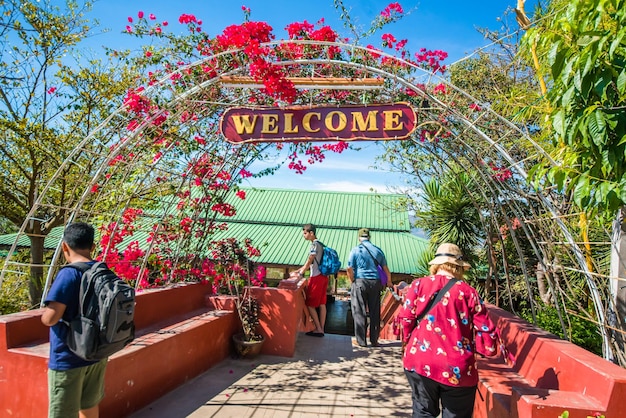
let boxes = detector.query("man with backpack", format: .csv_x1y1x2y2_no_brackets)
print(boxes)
295,223,327,337
346,228,392,347
41,222,108,418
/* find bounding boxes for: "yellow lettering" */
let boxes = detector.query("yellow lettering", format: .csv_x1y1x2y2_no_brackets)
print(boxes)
303,112,321,133
261,114,279,134
231,115,258,134
383,110,403,131
325,111,347,132
351,110,378,132
284,113,299,134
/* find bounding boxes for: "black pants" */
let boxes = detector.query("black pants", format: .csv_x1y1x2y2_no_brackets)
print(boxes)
350,279,382,346
404,370,476,418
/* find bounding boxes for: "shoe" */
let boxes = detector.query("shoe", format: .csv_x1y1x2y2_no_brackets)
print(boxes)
370,342,380,347
352,338,367,347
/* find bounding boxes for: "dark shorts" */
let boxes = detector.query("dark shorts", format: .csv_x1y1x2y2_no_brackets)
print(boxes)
305,274,328,307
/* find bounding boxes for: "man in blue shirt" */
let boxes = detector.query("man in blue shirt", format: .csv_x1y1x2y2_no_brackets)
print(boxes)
41,222,107,418
346,228,392,347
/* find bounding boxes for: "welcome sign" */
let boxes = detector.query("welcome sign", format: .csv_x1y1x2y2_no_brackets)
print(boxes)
219,103,417,144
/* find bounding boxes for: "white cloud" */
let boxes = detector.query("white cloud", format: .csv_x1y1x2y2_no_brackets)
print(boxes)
314,180,393,193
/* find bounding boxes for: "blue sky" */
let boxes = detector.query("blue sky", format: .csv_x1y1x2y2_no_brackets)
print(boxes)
82,0,530,193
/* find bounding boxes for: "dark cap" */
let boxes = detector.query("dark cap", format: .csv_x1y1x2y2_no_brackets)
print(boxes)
358,228,370,238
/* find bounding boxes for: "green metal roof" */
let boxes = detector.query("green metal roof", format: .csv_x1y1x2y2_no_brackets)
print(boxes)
225,188,411,232
0,188,428,275
0,227,63,250
214,221,427,274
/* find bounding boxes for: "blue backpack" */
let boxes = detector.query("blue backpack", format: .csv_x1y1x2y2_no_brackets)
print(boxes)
316,241,341,276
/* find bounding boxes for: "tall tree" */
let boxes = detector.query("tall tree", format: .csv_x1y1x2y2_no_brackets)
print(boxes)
0,0,134,305
520,0,626,363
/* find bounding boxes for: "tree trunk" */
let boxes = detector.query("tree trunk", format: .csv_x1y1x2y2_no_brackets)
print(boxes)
609,206,626,363
536,261,552,305
28,233,45,307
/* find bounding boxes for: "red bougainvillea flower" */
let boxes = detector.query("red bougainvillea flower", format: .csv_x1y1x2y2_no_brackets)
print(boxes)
381,2,404,17
47,87,56,94
381,33,397,48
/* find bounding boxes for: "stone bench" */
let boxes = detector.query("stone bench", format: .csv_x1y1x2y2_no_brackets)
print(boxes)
0,283,240,417
0,280,308,417
474,304,626,418
377,290,626,417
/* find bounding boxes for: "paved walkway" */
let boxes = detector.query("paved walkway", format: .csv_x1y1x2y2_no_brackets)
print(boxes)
129,333,413,418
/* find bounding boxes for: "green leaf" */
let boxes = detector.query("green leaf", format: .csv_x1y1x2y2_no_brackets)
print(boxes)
589,110,608,146
552,109,566,137
593,69,613,100
549,41,566,79
572,174,591,207
617,69,626,95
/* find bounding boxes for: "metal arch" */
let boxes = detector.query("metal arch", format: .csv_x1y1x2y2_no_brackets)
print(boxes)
0,39,613,359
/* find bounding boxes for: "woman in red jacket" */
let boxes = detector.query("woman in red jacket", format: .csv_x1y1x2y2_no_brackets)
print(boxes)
398,243,498,418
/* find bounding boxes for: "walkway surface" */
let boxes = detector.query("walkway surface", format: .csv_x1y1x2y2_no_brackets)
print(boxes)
129,333,413,418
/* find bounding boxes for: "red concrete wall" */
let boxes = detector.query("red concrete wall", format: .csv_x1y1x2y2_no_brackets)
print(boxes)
101,310,238,417
0,284,236,417
0,281,308,417
475,304,626,418
253,284,305,357
377,292,626,417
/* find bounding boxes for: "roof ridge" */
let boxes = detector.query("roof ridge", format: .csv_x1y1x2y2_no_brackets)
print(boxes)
241,186,406,197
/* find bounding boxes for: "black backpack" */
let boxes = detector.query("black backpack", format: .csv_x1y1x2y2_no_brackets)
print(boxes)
62,261,135,361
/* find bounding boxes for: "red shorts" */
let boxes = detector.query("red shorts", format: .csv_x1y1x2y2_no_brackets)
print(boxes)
305,274,328,307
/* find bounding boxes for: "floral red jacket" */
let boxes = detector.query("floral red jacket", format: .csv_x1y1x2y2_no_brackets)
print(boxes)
398,274,498,387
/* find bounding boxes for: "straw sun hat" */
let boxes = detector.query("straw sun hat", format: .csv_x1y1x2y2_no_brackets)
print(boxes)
428,243,471,269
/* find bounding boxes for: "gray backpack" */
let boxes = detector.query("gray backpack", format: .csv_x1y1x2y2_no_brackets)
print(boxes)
63,261,135,361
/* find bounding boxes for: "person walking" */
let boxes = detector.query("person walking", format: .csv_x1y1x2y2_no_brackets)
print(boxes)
295,223,327,337
398,243,498,418
346,228,392,347
41,222,108,418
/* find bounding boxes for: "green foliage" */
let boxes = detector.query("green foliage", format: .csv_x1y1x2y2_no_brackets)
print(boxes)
414,169,483,264
0,268,31,314
0,0,136,304
523,0,626,212
520,303,603,355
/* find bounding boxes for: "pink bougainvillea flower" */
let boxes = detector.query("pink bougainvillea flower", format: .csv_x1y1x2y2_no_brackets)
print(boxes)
162,21,168,26
149,13,156,20
145,50,152,57
125,25,133,33
236,190,246,200
47,87,56,94
127,16,133,23
90,184,100,193
469,103,481,111
138,11,144,19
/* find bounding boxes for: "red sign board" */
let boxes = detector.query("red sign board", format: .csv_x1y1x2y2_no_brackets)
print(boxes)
219,103,417,144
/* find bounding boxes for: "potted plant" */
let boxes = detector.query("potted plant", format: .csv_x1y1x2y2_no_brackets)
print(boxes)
232,289,265,357
212,238,266,357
